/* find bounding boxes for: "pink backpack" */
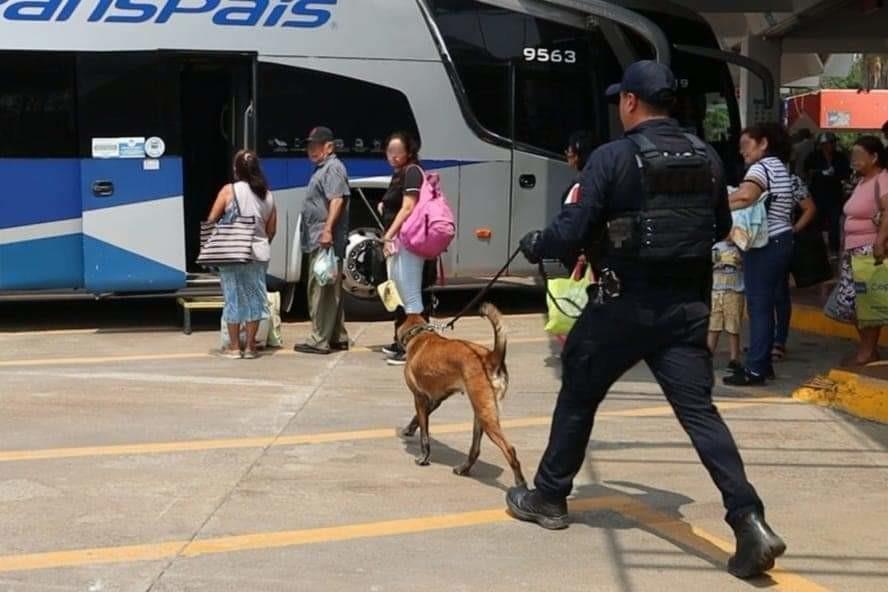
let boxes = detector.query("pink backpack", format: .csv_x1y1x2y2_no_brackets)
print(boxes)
399,172,456,259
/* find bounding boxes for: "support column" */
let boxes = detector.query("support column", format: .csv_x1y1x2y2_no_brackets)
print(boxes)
739,34,782,126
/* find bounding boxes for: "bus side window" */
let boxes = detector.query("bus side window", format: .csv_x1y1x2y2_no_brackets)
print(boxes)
0,52,77,158
257,63,420,158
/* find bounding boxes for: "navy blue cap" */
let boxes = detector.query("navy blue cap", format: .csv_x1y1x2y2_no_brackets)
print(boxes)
606,60,677,104
306,126,335,143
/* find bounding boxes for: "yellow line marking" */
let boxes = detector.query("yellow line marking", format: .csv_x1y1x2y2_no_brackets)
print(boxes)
612,496,831,592
0,494,831,592
0,337,553,368
0,352,208,368
0,541,186,574
0,399,786,464
181,496,620,559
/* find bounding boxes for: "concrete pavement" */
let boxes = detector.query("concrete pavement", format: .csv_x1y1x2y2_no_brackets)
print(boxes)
0,311,886,592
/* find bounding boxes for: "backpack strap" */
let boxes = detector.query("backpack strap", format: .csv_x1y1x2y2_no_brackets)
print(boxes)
626,133,660,162
682,133,710,158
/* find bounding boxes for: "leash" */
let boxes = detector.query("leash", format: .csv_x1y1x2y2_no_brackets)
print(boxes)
441,248,588,331
443,246,523,330
539,261,585,321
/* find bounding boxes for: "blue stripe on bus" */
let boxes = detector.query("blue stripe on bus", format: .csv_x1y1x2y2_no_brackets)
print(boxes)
81,157,183,212
82,235,185,293
0,234,84,290
1,159,81,230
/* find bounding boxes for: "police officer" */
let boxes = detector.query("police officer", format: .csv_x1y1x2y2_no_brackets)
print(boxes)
507,61,786,579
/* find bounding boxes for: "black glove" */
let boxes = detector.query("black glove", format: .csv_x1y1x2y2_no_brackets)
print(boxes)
519,230,542,264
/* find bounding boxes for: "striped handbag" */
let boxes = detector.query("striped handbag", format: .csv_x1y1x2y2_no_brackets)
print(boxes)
196,184,256,267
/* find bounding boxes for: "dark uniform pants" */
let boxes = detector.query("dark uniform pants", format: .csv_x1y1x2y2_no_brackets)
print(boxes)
535,289,763,525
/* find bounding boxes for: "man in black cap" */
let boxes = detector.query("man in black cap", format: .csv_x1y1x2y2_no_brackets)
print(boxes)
506,61,785,579
294,126,351,354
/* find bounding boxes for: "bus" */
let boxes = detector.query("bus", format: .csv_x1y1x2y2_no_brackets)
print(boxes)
0,0,763,313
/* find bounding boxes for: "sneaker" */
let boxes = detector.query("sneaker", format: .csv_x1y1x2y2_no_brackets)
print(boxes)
381,342,402,358
723,370,766,387
386,351,407,366
505,485,569,530
218,349,242,360
243,350,259,360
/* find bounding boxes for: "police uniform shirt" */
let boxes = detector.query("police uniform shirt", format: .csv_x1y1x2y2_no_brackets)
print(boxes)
536,118,732,288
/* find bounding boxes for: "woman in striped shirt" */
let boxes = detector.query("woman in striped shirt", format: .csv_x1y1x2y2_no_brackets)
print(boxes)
724,123,798,386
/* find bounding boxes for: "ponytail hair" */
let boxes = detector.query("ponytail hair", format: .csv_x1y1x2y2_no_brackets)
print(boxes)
233,150,269,200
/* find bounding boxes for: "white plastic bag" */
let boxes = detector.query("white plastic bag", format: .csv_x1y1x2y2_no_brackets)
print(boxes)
312,248,338,286
220,291,281,350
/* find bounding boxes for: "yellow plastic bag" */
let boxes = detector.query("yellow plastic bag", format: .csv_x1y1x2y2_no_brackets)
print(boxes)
377,280,403,313
852,256,888,324
544,266,593,336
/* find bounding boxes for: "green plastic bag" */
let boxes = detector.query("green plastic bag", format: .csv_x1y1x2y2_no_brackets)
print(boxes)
544,267,592,336
852,255,888,324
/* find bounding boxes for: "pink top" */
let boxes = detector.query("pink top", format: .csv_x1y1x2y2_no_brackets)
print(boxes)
843,170,888,250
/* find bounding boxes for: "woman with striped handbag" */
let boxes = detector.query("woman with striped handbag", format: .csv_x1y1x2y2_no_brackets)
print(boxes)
199,150,277,359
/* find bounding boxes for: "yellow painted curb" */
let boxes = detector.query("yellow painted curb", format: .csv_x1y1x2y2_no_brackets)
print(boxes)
790,304,888,346
793,369,888,424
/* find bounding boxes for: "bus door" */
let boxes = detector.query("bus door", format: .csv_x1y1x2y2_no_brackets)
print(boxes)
179,54,255,273
506,17,618,276
77,52,187,293
508,55,579,275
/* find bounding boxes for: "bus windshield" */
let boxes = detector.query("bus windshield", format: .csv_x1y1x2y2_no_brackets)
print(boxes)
430,0,740,167
430,0,620,155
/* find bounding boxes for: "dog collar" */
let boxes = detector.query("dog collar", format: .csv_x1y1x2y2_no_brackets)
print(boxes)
399,323,437,347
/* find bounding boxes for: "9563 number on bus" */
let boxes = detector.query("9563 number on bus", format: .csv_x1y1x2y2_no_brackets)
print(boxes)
523,48,577,64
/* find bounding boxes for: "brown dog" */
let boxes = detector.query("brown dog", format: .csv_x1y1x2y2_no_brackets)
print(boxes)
397,303,526,486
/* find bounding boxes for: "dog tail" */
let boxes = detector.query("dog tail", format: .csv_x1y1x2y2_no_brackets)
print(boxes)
480,302,507,374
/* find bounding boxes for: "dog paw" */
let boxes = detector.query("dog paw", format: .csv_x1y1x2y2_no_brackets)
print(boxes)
453,464,471,476
414,456,431,466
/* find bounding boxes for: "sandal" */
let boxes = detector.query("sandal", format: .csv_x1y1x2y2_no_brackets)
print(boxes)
771,345,786,362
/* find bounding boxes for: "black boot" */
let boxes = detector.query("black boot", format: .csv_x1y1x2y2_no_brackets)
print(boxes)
505,485,569,530
728,511,786,579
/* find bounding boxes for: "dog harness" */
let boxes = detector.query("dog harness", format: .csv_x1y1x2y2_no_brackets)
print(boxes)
399,323,437,347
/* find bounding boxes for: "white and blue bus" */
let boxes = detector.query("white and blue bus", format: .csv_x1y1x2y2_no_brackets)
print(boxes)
0,0,765,312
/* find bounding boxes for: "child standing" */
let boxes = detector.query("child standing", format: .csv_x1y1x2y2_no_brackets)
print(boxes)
709,240,745,371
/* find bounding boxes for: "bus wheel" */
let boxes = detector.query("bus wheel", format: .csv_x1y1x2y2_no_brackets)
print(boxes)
342,227,391,321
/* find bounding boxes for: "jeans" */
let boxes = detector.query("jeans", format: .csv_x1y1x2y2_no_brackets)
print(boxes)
390,247,425,315
744,232,795,376
774,271,791,347
534,288,763,525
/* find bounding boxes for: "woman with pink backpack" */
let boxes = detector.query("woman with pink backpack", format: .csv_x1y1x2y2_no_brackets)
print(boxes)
379,131,456,365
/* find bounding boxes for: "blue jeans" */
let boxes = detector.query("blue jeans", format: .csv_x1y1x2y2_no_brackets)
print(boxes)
390,248,425,315
744,232,794,376
774,271,791,347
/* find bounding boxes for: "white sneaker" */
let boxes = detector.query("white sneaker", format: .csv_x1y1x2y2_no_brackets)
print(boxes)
386,352,407,366
381,343,402,358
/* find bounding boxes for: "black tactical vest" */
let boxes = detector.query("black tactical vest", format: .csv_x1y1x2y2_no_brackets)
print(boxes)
606,132,717,262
